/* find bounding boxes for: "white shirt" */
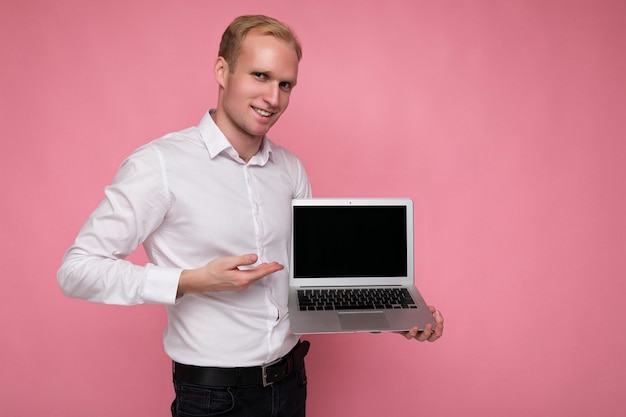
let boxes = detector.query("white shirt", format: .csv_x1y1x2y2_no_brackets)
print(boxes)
57,111,311,367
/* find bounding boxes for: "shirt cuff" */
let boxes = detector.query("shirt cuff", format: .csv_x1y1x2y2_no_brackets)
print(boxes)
141,264,183,305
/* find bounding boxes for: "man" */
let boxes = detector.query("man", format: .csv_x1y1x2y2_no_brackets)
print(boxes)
57,15,444,416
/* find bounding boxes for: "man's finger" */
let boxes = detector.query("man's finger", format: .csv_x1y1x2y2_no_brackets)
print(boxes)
216,254,259,271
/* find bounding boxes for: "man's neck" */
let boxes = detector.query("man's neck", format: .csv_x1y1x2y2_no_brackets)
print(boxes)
211,110,263,163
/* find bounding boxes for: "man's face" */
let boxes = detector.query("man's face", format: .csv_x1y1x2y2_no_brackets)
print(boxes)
216,33,299,142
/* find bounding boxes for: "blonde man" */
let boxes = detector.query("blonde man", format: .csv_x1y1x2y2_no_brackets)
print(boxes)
58,15,443,416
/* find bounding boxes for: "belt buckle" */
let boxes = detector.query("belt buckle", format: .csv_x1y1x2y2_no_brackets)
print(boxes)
261,357,282,387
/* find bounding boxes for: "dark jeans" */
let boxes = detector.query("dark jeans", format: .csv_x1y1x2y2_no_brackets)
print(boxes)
171,364,307,417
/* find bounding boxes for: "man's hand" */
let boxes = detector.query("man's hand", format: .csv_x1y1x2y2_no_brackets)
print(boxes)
177,254,284,296
398,306,444,342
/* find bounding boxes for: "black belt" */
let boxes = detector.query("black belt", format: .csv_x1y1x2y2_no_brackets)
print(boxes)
173,340,310,387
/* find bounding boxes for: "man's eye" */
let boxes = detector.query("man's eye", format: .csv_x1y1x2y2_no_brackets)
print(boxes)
279,82,292,91
253,72,266,79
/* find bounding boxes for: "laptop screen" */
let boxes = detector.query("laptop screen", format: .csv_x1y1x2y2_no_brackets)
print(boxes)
292,205,408,278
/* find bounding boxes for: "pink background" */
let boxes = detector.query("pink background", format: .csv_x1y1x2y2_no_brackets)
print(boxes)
1,0,625,415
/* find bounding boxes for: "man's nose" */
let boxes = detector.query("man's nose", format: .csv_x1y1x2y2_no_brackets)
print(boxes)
263,83,280,107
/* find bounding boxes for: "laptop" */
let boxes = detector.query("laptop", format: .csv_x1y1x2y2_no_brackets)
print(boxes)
288,198,436,334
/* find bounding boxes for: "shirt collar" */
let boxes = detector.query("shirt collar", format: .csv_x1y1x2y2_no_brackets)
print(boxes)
197,110,274,166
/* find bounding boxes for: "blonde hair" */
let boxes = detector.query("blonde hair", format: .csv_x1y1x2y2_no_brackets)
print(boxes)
219,15,302,72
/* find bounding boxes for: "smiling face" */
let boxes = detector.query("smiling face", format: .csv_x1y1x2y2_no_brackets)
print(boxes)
213,32,299,159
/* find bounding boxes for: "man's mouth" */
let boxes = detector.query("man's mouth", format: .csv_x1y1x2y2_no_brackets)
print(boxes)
253,107,273,117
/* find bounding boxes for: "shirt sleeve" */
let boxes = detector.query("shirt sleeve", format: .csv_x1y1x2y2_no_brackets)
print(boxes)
288,153,312,199
57,144,181,305
295,162,312,199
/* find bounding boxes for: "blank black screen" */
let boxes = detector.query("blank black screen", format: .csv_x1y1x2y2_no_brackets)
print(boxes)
293,206,408,278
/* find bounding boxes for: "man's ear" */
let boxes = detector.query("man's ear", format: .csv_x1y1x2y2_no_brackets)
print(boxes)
214,57,228,88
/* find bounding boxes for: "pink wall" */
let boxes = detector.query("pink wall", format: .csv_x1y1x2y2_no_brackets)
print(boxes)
1,0,625,415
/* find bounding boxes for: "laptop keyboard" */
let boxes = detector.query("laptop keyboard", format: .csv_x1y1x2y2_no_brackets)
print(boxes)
297,288,417,311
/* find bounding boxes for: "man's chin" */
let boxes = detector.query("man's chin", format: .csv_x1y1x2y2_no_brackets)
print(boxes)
247,122,275,138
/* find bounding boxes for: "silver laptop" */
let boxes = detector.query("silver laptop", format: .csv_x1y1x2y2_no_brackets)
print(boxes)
288,198,436,334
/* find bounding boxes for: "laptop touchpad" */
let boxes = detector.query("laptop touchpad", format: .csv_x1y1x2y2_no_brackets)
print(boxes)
338,312,390,331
